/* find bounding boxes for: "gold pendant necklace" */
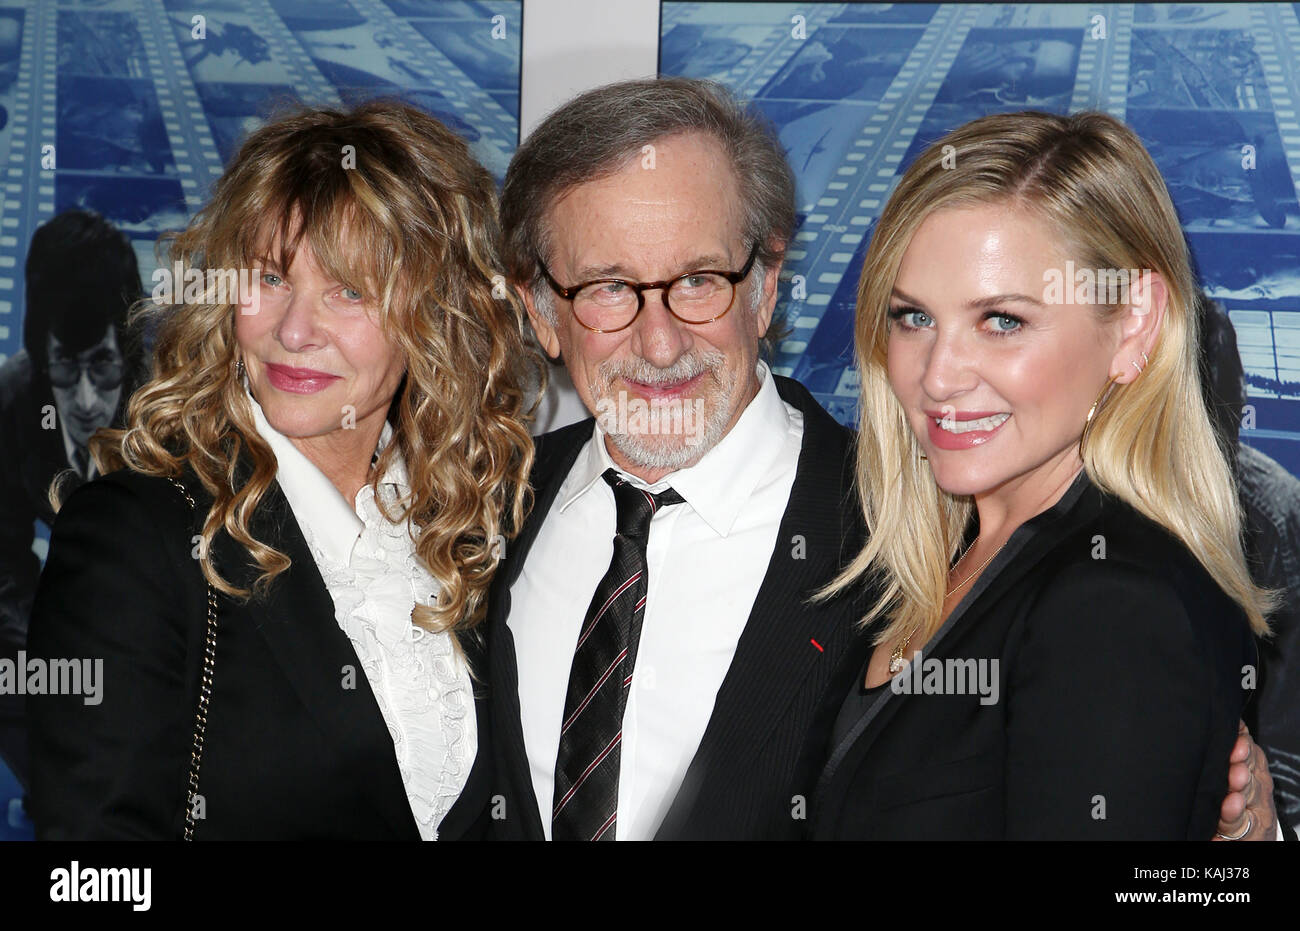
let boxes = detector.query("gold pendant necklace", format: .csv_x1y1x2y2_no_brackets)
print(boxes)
887,540,1004,675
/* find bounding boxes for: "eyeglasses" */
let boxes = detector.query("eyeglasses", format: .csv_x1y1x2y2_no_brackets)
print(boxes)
47,355,124,390
537,244,759,333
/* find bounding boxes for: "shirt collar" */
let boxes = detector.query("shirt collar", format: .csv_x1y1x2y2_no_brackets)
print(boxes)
246,390,406,565
558,360,790,537
57,416,96,480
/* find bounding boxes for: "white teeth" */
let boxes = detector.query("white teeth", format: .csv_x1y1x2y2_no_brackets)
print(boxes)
934,412,1010,434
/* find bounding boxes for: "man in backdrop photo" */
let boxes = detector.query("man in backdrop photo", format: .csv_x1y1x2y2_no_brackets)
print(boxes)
0,209,141,793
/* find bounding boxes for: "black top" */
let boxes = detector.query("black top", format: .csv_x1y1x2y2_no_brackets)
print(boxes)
831,520,981,748
797,470,1258,840
26,462,494,840
833,659,890,745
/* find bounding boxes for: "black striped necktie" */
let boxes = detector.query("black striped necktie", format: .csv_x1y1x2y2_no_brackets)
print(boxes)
72,446,90,480
551,468,685,841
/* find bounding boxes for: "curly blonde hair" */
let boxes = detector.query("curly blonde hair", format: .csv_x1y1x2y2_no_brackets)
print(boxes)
87,100,543,636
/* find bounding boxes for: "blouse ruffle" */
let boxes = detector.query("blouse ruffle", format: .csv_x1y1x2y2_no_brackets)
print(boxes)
299,482,475,841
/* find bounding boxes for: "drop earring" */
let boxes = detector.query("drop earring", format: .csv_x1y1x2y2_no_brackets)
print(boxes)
1080,373,1121,460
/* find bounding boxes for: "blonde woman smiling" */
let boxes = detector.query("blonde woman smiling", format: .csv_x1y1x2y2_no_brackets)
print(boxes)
806,111,1273,840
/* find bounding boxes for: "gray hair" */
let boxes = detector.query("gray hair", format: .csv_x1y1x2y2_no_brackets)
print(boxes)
500,77,796,353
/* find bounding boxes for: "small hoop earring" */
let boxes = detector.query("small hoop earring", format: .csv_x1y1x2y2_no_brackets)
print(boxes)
1080,373,1121,460
1142,351,1150,366
1131,360,1143,375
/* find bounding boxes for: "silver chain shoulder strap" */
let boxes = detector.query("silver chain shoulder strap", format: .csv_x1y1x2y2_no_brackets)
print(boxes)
166,476,218,842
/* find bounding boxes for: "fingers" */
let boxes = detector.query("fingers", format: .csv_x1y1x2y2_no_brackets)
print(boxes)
1229,733,1250,764
1226,757,1250,793
1219,789,1246,825
1215,721,1267,841
1232,721,1279,841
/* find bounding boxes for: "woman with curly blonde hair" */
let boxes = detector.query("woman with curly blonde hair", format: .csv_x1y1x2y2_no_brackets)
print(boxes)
26,100,541,840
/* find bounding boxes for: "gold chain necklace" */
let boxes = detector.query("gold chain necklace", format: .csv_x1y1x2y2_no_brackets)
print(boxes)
887,540,1004,674
945,540,1004,597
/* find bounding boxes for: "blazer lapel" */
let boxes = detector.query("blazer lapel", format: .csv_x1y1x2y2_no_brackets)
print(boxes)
208,475,419,840
811,471,1100,814
658,377,863,836
487,418,595,839
436,628,493,839
497,420,594,591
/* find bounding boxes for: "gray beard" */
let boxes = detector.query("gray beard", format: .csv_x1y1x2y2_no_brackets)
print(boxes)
595,350,736,471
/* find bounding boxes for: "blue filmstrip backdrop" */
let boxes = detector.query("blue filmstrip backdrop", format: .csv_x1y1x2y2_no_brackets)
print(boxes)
0,0,519,843
0,0,521,365
660,1,1300,480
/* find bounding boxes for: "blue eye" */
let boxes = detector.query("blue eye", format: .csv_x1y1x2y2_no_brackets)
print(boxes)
888,306,932,329
261,272,283,287
987,313,1023,334
340,287,364,302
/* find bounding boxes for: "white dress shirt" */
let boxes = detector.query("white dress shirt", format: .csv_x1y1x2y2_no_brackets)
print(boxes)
509,361,804,839
248,394,476,840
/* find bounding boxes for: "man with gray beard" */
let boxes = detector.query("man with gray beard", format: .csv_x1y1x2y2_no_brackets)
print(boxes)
485,77,866,840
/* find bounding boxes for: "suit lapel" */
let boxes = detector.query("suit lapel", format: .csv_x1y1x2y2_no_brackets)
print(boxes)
497,420,594,590
205,474,419,840
658,377,861,836
811,472,1101,816
488,419,595,839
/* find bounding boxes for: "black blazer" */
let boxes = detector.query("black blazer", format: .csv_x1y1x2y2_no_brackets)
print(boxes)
487,374,869,840
800,472,1258,840
0,351,76,788
0,351,87,650
26,463,493,840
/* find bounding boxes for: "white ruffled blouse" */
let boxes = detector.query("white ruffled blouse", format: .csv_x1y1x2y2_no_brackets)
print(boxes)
248,393,476,840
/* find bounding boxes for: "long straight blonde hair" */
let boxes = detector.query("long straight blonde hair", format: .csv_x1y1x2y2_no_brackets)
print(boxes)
822,110,1272,645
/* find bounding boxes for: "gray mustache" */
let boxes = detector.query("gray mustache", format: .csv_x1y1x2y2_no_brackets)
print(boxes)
599,351,725,386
